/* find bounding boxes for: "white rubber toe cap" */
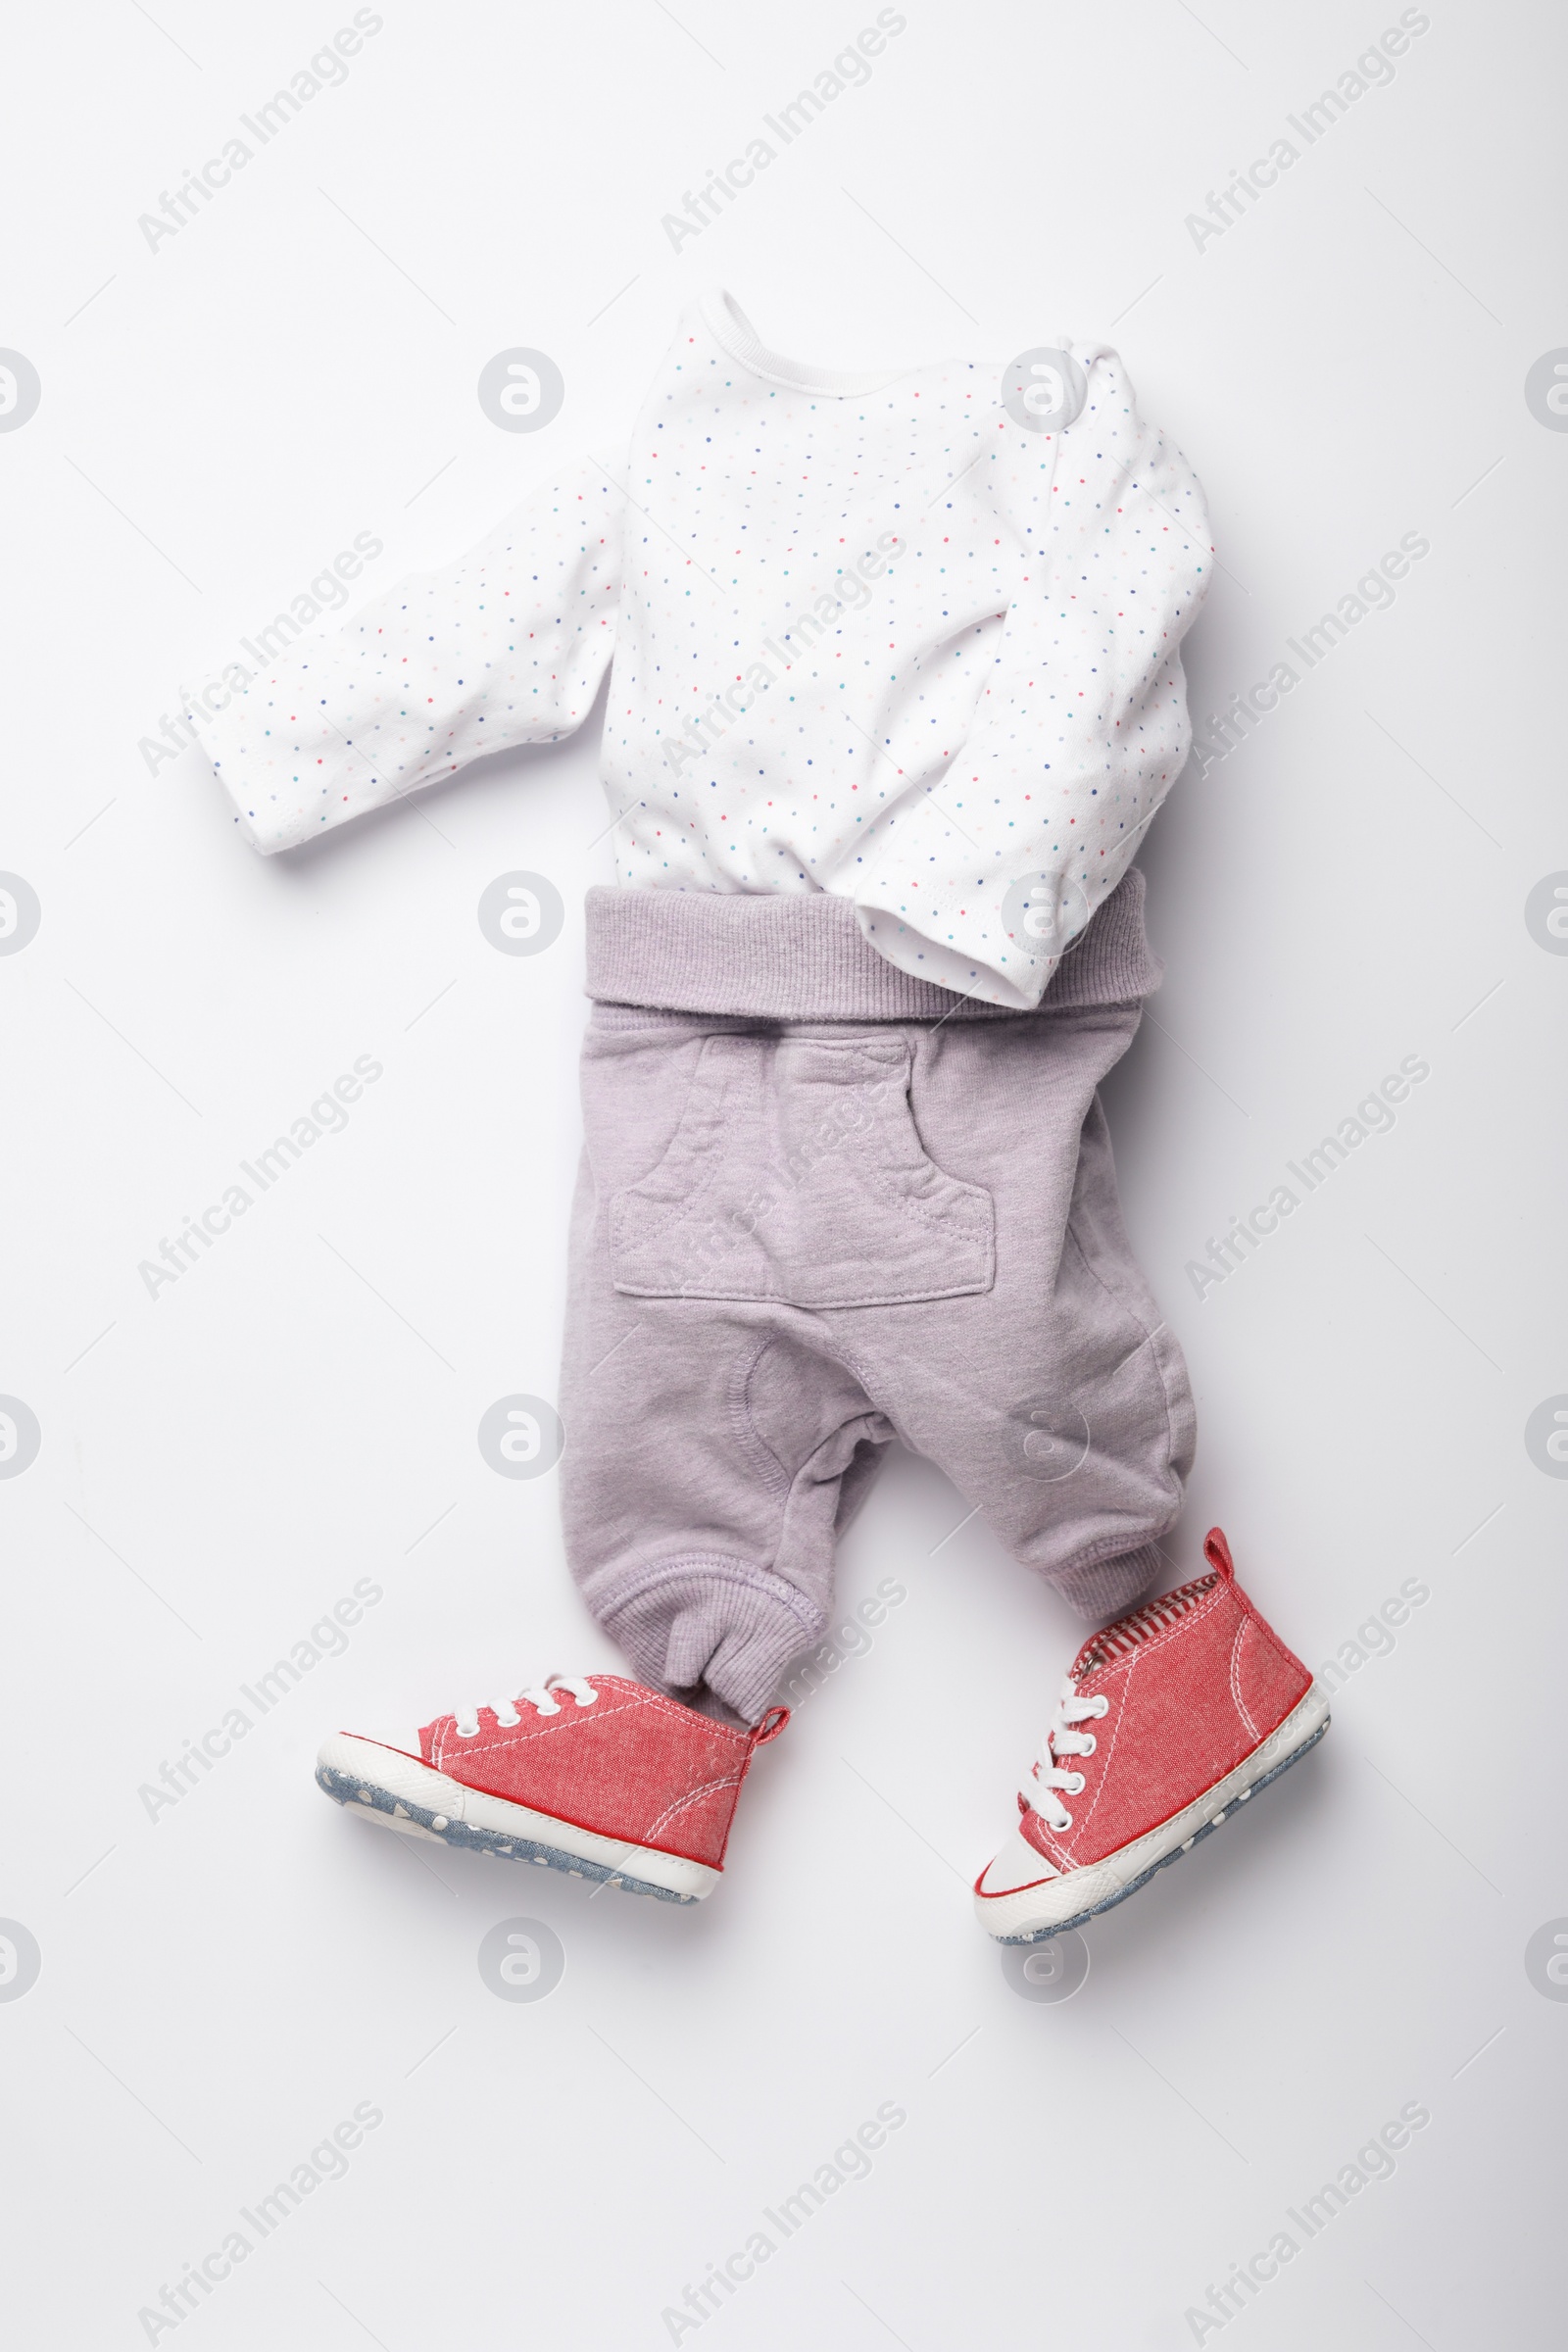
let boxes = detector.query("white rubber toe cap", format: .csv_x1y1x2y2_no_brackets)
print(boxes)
975,1821,1059,1899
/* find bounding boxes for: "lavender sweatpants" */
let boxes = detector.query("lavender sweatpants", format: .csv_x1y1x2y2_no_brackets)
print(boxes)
558,874,1196,1724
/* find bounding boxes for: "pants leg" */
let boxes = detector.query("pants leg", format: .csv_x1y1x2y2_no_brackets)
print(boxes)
837,1005,1197,1623
559,1006,896,1721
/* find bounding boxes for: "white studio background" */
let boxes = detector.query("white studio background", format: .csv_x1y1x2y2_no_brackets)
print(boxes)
1,4,1563,2346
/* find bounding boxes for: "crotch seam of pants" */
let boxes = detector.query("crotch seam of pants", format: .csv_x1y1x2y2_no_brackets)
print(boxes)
769,1415,883,1587
808,1329,908,1446
728,1338,793,1499
734,1336,886,1502
593,1550,827,1642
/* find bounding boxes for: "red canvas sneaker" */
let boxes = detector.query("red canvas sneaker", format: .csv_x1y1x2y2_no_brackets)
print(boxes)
975,1530,1329,1942
317,1675,788,1904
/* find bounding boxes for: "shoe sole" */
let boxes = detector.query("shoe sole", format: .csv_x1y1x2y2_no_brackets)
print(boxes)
316,1733,718,1905
977,1683,1331,1943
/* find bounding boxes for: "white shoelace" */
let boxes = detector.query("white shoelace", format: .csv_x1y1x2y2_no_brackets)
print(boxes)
453,1676,599,1740
1020,1682,1110,1833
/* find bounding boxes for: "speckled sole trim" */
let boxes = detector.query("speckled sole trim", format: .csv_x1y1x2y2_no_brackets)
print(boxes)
980,1688,1331,1944
315,1740,716,1905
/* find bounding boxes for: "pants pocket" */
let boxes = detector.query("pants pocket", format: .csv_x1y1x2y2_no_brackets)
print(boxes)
609,1033,995,1307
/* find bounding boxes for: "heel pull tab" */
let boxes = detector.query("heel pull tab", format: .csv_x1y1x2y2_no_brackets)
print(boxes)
751,1704,790,1748
1203,1527,1236,1581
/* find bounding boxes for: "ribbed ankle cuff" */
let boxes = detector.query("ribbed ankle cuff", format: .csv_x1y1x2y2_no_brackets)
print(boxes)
586,1553,826,1725
583,868,1158,1022
1051,1543,1164,1624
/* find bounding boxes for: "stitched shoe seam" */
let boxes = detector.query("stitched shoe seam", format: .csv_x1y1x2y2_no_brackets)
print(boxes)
645,1769,747,1839
1229,1621,1262,1741
431,1681,749,1774
1044,1682,1320,1873
1234,1588,1307,1680
1029,1689,1325,1881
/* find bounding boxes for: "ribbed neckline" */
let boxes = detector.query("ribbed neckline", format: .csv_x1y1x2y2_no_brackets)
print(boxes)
698,289,919,398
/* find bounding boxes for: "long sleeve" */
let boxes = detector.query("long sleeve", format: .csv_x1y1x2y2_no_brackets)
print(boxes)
841,349,1212,1007
189,455,622,853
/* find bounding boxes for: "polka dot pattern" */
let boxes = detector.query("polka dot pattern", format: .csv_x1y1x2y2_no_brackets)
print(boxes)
191,292,1212,1007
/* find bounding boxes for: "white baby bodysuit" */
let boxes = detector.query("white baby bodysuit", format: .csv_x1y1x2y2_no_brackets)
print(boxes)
189,291,1211,1008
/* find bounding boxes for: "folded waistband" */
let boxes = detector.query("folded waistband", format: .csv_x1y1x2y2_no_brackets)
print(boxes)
582,872,1160,1021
